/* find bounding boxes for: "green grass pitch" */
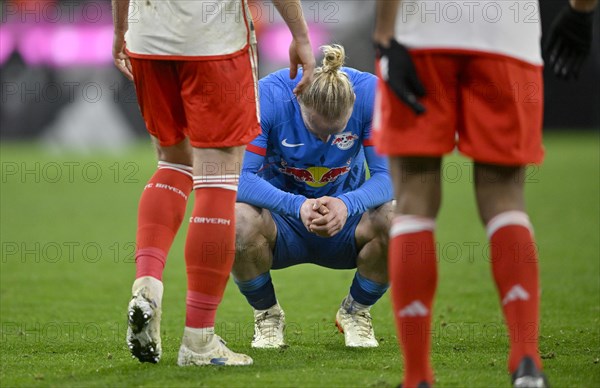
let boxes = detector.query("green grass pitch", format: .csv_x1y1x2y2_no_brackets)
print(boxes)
1,132,598,387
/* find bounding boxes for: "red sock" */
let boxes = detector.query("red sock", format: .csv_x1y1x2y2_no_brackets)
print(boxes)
488,211,541,373
135,162,193,280
184,175,238,328
389,215,437,388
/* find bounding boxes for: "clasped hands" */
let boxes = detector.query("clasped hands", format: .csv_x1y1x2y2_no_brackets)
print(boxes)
300,197,348,238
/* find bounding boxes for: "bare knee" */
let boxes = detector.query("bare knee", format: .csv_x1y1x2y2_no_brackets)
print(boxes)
233,204,275,280
374,201,395,238
153,138,193,166
474,163,526,225
235,203,268,248
356,201,394,247
354,202,393,283
390,157,442,218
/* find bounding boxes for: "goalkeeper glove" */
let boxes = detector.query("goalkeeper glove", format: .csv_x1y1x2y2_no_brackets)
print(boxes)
544,5,594,80
375,39,426,115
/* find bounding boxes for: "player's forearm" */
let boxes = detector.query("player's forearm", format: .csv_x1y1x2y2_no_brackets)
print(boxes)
112,0,130,33
338,171,393,217
238,177,306,218
272,0,310,41
338,146,393,216
373,0,401,45
238,152,307,218
570,0,598,12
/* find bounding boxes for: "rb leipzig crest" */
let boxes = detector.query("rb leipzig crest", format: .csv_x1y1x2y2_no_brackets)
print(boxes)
331,132,358,150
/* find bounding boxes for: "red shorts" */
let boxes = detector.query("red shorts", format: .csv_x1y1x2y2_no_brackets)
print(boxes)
130,47,260,148
373,51,544,165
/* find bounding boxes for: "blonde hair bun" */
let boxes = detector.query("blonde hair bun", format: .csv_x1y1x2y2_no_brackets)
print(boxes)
297,44,354,121
321,44,345,73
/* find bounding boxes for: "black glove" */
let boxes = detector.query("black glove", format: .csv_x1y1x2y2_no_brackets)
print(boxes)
375,39,426,115
544,5,594,80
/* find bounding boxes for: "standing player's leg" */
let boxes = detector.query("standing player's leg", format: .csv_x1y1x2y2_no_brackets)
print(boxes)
126,55,194,363
388,157,441,388
374,51,458,386
460,53,545,386
177,146,254,366
174,43,260,364
231,203,284,348
134,139,193,283
336,201,393,347
474,163,546,385
127,139,193,363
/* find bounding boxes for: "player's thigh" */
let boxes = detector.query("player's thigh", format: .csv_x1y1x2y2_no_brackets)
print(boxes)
458,56,544,165
178,48,260,149
474,163,526,225
373,53,459,157
270,213,312,270
130,58,188,148
309,214,363,270
389,156,442,218
191,146,246,178
150,136,192,166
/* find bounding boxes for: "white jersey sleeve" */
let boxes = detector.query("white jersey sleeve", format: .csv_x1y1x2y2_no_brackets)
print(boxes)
395,1,542,65
125,0,253,58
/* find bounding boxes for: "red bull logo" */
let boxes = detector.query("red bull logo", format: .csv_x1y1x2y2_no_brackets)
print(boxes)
279,160,351,188
332,132,359,150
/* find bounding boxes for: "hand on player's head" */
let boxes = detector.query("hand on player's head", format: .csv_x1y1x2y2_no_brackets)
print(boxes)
297,45,355,130
289,38,316,95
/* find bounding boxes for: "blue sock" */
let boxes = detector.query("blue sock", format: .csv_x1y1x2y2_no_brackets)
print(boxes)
349,271,389,306
234,272,277,310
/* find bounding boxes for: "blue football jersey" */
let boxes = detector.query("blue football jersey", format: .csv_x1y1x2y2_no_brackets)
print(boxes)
246,67,377,199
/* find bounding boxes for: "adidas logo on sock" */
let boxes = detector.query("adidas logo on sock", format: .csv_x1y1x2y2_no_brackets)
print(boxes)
398,300,428,317
502,284,530,306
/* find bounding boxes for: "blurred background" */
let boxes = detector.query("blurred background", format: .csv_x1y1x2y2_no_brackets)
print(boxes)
1,0,598,152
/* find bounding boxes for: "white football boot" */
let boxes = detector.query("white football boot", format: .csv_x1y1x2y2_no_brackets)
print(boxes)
335,298,379,348
126,276,163,363
251,303,286,348
177,327,253,366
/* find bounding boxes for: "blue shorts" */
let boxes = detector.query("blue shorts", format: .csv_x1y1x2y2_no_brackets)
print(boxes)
270,212,363,270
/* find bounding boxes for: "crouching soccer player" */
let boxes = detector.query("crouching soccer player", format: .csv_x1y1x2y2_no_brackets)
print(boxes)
234,45,394,349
